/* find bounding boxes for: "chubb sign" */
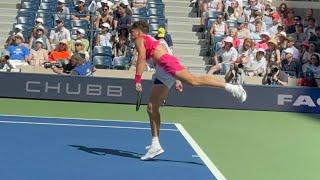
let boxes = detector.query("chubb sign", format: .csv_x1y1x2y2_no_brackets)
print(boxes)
25,81,123,97
278,94,320,107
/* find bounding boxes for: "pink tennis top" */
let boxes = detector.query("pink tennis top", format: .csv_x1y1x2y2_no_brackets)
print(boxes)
142,34,160,60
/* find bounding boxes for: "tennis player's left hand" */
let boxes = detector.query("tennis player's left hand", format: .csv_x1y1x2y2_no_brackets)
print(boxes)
135,83,142,92
175,80,183,92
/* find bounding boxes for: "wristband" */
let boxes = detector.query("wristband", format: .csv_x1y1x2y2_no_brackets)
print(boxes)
134,74,142,84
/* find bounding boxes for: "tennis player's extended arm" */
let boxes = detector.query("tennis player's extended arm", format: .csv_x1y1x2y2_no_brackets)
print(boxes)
135,37,147,77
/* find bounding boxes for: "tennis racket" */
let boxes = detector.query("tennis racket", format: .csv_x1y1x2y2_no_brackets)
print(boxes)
136,91,142,111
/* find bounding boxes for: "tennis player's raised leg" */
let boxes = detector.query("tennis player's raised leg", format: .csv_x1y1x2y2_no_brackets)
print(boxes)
175,69,247,102
141,84,169,160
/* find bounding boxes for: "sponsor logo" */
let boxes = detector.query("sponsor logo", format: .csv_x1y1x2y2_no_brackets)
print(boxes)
25,81,123,97
277,94,320,107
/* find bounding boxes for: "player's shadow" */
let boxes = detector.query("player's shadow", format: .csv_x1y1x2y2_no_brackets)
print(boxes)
69,145,204,166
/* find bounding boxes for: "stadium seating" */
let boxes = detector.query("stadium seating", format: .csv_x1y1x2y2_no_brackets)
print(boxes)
93,56,113,69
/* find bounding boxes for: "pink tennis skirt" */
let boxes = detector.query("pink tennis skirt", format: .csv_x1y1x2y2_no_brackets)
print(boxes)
157,54,185,76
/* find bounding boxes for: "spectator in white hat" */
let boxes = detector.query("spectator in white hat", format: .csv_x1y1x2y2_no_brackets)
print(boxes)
245,48,267,76
70,28,89,52
54,0,70,21
95,22,113,47
5,24,24,48
280,48,302,77
208,36,238,75
29,38,49,66
72,40,89,61
30,18,48,39
6,33,30,67
71,0,90,21
95,4,114,29
29,25,51,51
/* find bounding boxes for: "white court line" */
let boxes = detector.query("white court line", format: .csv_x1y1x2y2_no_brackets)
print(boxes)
0,120,179,132
175,123,227,180
0,114,176,125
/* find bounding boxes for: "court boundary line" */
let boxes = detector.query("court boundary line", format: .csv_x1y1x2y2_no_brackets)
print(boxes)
175,123,227,180
0,114,176,125
0,120,179,131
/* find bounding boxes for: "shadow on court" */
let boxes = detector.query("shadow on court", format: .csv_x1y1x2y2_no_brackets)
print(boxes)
69,145,205,166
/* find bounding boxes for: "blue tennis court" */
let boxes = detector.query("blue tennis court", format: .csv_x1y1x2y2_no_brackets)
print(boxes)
0,115,225,180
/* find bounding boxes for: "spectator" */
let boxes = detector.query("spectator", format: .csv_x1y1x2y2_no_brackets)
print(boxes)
245,48,267,76
286,16,302,34
283,36,300,61
277,2,288,21
71,0,90,21
281,48,301,77
237,38,255,69
51,54,77,75
226,0,242,20
224,62,245,85
49,19,71,46
209,14,228,36
250,20,263,42
95,4,114,29
200,0,224,30
208,36,238,75
266,38,281,67
155,27,173,51
283,9,295,30
114,3,131,38
308,26,320,53
229,28,240,49
54,0,70,22
289,22,307,43
255,31,270,50
29,39,48,66
236,18,251,40
70,54,94,76
70,29,89,52
72,40,89,61
304,17,316,41
113,36,128,58
48,39,71,62
300,41,311,65
302,53,320,77
268,12,281,36
29,25,51,51
302,9,314,28
5,24,24,49
276,31,288,52
263,2,274,29
262,65,288,86
6,33,30,67
95,22,113,47
132,0,147,8
297,71,318,87
30,18,48,38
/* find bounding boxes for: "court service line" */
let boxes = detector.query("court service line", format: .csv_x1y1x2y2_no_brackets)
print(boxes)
175,123,227,180
0,120,179,132
0,114,176,125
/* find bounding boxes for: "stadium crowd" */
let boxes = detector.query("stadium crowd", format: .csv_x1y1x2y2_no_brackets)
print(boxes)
0,0,319,87
199,0,320,86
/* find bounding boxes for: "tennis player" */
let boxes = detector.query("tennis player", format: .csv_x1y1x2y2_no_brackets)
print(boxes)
131,21,247,160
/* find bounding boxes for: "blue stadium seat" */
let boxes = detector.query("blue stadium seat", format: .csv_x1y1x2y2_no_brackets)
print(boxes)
148,17,167,27
113,56,131,70
93,56,113,69
18,9,36,18
22,0,40,3
132,7,147,16
21,2,39,10
71,20,90,29
147,0,163,4
37,10,53,19
148,8,164,18
149,23,163,34
17,16,35,25
39,2,57,10
146,3,165,9
93,46,112,56
131,16,149,23
207,10,222,19
226,20,237,28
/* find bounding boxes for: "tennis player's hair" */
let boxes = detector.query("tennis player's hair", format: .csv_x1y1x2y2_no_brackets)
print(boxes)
131,21,149,34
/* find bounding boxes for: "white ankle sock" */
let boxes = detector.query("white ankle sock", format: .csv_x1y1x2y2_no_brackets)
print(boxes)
151,137,161,148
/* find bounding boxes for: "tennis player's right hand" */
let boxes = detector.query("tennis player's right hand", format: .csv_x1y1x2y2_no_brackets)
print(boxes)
135,83,142,92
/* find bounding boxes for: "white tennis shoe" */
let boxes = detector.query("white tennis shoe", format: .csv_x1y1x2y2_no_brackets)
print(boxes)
140,146,164,161
230,85,247,103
